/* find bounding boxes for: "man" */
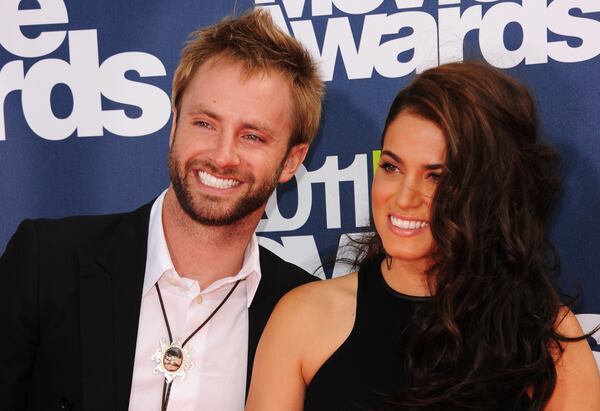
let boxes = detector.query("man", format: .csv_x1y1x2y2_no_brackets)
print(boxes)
0,9,323,411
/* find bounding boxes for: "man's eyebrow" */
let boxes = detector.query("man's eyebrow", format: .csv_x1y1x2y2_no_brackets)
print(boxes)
188,105,221,121
241,121,276,139
187,105,276,138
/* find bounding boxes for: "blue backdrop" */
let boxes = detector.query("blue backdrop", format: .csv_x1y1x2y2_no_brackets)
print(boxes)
1,0,599,360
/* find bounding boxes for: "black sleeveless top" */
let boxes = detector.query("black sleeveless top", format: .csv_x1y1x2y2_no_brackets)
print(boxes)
304,259,427,410
303,260,534,411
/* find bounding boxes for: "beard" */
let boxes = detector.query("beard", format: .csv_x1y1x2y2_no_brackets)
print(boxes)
168,150,285,226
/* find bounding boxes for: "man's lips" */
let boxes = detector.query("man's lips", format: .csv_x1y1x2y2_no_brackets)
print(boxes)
197,170,241,189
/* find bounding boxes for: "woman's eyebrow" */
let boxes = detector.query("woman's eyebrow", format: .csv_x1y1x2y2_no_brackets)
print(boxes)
381,150,402,164
382,150,443,170
424,164,444,170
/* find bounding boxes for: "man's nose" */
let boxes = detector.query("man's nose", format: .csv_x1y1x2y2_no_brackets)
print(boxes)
210,132,241,168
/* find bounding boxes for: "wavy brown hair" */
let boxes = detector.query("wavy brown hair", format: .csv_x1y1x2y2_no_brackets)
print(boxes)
359,62,583,410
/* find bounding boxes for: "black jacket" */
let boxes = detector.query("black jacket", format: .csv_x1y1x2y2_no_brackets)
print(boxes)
0,202,316,411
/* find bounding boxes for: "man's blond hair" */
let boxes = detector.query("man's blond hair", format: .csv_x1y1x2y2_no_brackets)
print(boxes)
172,9,323,147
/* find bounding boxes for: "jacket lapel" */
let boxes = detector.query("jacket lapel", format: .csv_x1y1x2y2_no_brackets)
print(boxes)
79,203,152,411
246,248,280,397
246,248,317,398
247,285,263,394
246,253,266,397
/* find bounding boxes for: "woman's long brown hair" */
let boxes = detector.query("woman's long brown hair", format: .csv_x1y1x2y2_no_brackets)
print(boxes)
359,62,583,410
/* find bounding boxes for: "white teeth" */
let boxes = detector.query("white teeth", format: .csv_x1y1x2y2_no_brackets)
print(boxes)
198,171,240,189
390,216,429,230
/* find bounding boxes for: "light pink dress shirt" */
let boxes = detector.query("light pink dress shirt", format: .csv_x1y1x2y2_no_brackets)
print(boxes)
128,190,261,411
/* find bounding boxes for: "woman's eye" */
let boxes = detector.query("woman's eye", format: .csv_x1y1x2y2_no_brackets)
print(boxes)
427,172,442,182
379,162,399,173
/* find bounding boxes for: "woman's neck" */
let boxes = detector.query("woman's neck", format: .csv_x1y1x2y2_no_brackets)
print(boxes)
380,257,433,297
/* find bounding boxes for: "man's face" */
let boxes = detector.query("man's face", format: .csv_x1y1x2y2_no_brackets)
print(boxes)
168,58,307,226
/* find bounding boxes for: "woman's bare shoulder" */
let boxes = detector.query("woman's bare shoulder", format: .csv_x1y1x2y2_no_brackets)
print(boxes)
264,272,359,354
246,273,359,410
268,272,359,384
545,307,600,410
275,272,358,318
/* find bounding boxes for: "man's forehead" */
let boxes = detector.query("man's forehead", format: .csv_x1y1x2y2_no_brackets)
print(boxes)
177,56,294,139
181,55,293,109
181,59,292,108
195,54,289,85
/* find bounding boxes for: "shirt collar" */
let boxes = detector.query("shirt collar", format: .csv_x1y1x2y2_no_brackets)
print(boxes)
143,189,172,295
143,189,262,307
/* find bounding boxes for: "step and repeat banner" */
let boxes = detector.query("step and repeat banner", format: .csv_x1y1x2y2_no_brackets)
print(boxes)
1,0,599,357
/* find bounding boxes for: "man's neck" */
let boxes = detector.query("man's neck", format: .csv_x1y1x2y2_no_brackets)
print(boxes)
161,190,261,289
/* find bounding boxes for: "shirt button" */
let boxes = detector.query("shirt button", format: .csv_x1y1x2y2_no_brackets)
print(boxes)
169,277,178,286
194,296,203,304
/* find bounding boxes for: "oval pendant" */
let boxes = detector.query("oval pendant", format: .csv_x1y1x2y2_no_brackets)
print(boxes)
163,346,184,371
152,338,193,383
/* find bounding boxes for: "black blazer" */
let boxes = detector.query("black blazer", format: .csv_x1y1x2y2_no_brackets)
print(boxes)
0,202,316,411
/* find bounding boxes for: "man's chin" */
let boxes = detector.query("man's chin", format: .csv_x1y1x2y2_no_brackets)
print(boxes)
189,211,241,226
181,199,259,226
171,178,273,227
181,202,234,225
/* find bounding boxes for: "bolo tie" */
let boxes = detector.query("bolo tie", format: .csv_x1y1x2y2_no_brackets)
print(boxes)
151,279,242,411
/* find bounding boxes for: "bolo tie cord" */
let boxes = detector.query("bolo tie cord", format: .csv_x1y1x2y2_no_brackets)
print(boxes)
155,279,242,411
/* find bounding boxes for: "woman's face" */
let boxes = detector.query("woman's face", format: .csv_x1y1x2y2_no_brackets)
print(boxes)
372,110,446,267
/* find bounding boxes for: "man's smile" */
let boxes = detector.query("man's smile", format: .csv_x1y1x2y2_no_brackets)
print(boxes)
197,170,242,190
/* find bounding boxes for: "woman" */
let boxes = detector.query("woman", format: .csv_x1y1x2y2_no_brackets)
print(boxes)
245,62,600,410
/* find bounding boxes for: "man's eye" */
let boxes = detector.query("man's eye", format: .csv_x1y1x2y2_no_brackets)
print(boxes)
195,121,212,129
244,134,263,142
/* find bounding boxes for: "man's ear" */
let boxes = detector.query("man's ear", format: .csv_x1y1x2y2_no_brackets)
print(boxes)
168,109,177,148
278,144,309,183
